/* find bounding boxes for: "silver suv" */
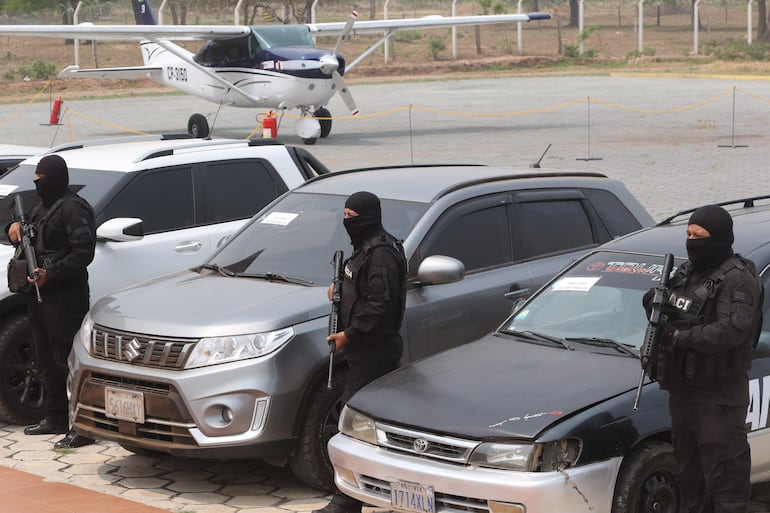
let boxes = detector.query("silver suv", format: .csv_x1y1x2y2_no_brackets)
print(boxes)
68,165,654,491
0,136,329,425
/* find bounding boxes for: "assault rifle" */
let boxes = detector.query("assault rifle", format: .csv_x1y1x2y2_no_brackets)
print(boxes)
633,253,675,411
327,250,344,389
13,194,42,303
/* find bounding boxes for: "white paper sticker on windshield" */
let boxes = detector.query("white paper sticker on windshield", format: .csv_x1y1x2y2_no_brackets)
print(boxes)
261,212,298,226
552,276,601,292
0,184,19,197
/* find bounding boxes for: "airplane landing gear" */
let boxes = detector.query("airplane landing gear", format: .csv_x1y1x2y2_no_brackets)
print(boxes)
313,107,332,138
188,113,210,138
295,116,321,145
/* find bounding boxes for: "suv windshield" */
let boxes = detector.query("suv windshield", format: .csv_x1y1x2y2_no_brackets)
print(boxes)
502,251,683,350
208,191,427,285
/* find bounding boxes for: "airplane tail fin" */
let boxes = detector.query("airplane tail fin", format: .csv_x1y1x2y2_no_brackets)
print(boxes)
131,0,158,25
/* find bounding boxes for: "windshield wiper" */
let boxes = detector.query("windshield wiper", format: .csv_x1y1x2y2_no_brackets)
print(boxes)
504,330,573,350
236,272,314,287
197,263,235,277
565,337,639,358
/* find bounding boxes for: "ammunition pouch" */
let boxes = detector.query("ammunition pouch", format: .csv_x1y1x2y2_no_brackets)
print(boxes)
7,256,30,294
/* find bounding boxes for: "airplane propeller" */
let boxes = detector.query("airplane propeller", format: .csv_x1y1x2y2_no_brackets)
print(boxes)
328,11,358,115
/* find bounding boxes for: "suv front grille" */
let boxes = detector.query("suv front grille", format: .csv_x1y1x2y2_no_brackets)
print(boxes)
377,423,478,463
91,325,197,369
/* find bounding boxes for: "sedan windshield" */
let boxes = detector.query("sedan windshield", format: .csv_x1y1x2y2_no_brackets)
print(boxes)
502,251,684,350
207,191,427,285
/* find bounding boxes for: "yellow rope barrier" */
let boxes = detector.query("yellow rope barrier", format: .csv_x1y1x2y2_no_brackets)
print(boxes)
591,88,733,114
67,108,150,135
0,80,52,126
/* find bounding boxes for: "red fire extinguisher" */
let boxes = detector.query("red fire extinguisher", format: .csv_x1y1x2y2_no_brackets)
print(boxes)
259,110,277,138
49,97,63,125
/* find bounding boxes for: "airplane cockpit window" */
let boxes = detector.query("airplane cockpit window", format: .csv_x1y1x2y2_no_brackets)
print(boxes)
194,34,256,67
253,25,314,48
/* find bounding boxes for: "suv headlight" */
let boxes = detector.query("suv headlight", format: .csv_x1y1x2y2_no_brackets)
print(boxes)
185,327,294,368
77,312,94,353
338,406,377,445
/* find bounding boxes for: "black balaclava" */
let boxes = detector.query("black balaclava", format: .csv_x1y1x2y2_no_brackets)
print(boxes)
34,154,69,206
686,204,734,271
344,191,383,246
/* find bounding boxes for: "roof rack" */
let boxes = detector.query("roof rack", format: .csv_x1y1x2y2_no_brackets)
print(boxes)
658,195,770,225
46,134,202,154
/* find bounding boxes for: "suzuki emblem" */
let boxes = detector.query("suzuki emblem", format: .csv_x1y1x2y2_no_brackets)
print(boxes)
122,338,142,363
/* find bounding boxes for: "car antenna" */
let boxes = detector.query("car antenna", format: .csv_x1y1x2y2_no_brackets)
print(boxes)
529,144,552,168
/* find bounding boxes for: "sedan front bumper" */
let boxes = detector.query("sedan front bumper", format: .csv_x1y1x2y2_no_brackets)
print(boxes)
328,433,621,513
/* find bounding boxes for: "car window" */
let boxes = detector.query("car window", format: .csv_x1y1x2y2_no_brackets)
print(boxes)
102,167,195,234
418,198,511,273
582,188,644,236
514,199,594,259
201,160,288,224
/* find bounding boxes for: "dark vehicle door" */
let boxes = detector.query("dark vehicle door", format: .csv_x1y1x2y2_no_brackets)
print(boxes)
404,193,526,361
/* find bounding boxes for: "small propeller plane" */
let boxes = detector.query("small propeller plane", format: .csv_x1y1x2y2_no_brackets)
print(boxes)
0,0,550,143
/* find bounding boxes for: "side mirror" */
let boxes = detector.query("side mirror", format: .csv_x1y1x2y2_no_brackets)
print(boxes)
96,218,144,242
416,255,465,286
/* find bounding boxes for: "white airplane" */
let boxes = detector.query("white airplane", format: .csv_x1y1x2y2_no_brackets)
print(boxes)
0,0,550,143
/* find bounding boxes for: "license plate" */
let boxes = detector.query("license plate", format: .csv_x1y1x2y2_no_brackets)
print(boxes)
390,480,436,513
104,387,145,423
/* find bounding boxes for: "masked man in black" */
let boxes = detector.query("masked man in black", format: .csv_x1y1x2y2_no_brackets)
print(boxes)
314,191,407,513
7,154,96,449
648,204,762,513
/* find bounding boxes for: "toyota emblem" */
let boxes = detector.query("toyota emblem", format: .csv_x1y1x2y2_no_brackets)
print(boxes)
413,438,430,453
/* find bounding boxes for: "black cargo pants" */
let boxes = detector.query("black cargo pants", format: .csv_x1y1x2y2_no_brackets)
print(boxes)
669,395,751,513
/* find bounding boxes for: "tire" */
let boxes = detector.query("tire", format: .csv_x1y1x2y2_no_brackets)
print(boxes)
187,113,210,138
314,107,332,138
0,313,46,425
612,441,682,513
289,366,347,492
302,137,318,145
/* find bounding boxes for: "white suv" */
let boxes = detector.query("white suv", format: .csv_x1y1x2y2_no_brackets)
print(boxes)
0,135,330,424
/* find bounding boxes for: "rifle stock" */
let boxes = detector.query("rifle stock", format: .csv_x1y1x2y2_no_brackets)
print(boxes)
13,194,41,303
327,250,344,389
633,253,675,410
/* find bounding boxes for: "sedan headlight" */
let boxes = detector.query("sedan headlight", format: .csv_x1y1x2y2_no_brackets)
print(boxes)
338,406,377,445
469,442,535,471
185,327,294,368
78,312,94,353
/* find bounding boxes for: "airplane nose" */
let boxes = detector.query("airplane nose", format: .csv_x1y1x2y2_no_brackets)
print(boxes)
319,54,339,74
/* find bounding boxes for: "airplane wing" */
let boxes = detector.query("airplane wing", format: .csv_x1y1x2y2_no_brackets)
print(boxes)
0,12,549,41
306,13,551,36
58,64,162,79
0,24,250,41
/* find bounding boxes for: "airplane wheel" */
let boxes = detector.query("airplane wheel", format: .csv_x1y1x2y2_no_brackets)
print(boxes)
302,137,318,145
187,113,210,138
313,108,332,138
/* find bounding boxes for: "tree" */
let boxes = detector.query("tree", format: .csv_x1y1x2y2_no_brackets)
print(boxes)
758,0,770,41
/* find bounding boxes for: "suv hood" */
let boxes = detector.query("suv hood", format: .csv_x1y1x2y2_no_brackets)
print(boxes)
348,333,641,440
90,271,330,338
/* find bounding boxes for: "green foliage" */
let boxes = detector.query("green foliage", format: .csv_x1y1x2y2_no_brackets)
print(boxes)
642,46,657,57
5,51,13,60
428,36,446,60
3,70,15,80
17,60,56,80
579,24,599,42
493,2,505,14
703,38,770,61
563,44,580,59
394,30,423,43
477,0,492,15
